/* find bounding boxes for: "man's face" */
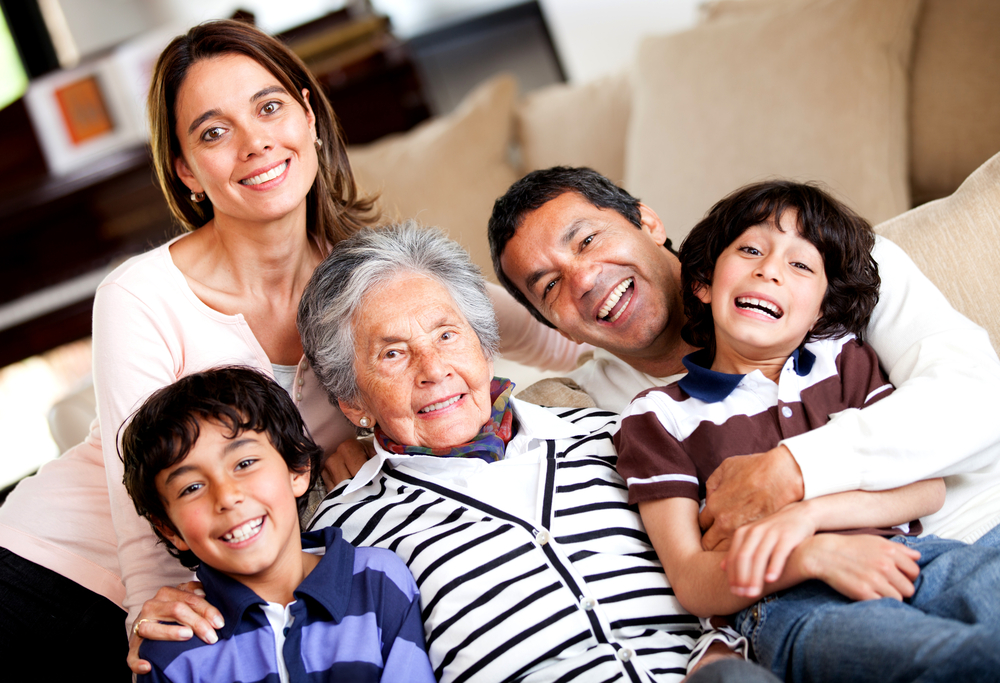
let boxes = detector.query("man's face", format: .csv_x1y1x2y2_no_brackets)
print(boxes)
499,192,683,363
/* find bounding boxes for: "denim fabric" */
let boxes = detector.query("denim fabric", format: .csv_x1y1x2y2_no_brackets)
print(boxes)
686,658,783,683
734,534,1000,683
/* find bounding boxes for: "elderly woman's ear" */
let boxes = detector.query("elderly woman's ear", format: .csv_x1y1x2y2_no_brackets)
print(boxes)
338,398,370,429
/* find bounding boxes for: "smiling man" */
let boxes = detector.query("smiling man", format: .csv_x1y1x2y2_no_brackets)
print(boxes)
488,166,1000,546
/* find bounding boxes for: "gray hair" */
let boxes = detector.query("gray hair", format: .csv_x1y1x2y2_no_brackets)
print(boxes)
298,221,500,407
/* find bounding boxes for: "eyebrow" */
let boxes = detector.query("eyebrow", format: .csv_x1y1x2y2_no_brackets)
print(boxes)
186,85,290,136
162,437,257,486
524,220,585,294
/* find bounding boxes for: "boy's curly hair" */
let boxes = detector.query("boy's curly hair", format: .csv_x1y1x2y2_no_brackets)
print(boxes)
679,181,880,354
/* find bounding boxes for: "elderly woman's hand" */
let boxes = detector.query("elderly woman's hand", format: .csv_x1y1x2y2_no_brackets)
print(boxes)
322,438,374,489
127,581,224,675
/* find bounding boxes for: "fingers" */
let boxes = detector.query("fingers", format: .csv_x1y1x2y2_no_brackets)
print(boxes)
127,633,151,675
140,583,224,645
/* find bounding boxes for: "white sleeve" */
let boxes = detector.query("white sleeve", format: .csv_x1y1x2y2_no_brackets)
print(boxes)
92,281,196,633
487,281,592,372
784,236,1000,499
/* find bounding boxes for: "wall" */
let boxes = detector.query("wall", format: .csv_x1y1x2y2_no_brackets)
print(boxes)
539,0,702,83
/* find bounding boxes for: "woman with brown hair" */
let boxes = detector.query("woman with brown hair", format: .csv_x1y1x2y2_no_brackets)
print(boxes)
0,20,374,677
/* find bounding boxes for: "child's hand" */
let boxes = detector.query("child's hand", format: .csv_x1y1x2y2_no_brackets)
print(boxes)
721,502,816,597
796,534,921,601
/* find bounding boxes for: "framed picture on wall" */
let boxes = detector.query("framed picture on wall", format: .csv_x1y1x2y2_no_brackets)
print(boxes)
23,55,145,176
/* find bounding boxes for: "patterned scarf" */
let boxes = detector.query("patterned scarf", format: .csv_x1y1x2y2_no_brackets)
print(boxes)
374,377,515,463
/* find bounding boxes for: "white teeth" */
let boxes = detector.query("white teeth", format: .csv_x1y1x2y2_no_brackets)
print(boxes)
419,395,461,413
736,297,783,319
222,517,263,542
598,278,634,320
240,161,287,186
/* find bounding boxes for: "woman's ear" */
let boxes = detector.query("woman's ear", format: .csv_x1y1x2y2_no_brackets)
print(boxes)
174,156,202,194
301,88,317,133
338,398,369,428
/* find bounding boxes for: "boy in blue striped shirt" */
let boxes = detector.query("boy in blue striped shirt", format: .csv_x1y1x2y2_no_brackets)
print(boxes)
122,367,434,683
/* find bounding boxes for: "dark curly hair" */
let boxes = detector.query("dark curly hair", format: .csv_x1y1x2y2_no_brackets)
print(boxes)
489,166,667,328
679,181,880,354
120,367,322,569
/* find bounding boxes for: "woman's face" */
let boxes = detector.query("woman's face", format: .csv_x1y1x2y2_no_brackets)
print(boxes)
340,274,495,449
172,53,319,227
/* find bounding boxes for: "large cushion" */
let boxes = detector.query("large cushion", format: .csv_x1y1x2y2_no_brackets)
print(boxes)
515,72,632,184
909,0,1000,204
875,150,1000,351
347,74,519,281
625,0,919,246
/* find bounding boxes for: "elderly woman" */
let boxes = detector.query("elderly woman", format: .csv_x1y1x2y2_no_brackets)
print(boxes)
297,222,778,683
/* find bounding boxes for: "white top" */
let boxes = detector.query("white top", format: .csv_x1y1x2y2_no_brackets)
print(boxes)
571,236,1000,543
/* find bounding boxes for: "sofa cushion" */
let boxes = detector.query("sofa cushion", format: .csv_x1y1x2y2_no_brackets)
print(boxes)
909,0,1000,205
875,150,1000,351
347,74,519,281
625,0,919,246
515,72,632,184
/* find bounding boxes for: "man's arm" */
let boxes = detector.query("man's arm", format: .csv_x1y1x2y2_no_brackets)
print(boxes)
701,238,1000,544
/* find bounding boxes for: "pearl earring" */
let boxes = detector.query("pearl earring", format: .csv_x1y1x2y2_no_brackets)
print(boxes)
190,192,205,203
359,416,371,428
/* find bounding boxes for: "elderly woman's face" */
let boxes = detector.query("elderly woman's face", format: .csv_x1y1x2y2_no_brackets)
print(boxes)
340,274,495,449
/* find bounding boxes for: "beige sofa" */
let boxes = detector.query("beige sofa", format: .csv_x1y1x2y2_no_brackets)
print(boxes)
47,0,1000,450
346,0,1000,357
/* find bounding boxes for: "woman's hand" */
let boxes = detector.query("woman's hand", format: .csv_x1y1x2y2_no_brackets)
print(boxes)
321,438,374,490
721,501,817,598
795,533,921,602
127,581,224,675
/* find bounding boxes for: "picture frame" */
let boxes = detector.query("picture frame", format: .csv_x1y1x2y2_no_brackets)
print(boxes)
23,55,145,176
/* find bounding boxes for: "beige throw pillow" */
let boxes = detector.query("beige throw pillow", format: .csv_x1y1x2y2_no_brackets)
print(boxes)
625,0,919,246
875,150,1000,352
515,72,632,184
347,74,519,281
909,0,1000,204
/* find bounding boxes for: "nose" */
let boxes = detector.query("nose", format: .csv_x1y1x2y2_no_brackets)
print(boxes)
214,478,244,511
415,346,451,385
566,259,601,299
754,254,783,284
239,122,272,159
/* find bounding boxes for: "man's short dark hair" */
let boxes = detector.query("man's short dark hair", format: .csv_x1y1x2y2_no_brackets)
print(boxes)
679,180,880,354
488,166,645,328
120,367,322,569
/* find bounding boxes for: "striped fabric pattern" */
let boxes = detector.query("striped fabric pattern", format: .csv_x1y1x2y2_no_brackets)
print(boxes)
309,406,722,683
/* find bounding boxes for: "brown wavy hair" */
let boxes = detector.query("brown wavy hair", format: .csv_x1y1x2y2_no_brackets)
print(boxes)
679,181,880,354
147,19,376,248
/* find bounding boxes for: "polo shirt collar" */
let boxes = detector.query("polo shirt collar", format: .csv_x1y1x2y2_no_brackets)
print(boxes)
677,345,815,403
195,526,353,638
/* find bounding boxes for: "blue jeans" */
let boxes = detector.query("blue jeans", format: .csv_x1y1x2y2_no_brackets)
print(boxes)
734,533,1000,683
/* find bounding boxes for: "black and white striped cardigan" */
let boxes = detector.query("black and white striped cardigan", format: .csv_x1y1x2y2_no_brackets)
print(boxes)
308,401,734,682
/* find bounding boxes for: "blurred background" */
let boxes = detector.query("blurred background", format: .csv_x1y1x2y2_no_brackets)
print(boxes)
0,0,704,489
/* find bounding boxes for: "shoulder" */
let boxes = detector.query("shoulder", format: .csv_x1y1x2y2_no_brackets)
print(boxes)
353,545,418,594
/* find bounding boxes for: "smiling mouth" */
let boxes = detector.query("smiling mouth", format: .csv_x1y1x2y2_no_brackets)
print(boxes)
598,278,634,322
221,516,264,543
736,297,783,319
419,395,462,413
240,161,287,186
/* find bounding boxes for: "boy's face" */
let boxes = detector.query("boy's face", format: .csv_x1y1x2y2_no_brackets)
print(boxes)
155,420,309,591
695,210,827,371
